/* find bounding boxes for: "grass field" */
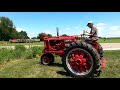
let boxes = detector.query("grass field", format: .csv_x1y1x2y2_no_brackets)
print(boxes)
0,50,120,78
98,38,120,43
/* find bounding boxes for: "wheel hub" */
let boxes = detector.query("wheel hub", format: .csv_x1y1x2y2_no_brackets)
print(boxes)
43,57,49,63
74,55,86,66
76,59,81,64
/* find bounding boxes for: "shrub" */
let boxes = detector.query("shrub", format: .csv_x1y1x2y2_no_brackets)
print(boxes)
0,49,14,64
14,45,33,59
35,54,40,59
15,45,26,51
30,46,42,58
13,47,33,60
24,49,33,59
0,45,43,64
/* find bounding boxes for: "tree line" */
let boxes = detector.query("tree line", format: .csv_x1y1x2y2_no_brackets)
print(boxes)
0,16,68,41
0,17,29,41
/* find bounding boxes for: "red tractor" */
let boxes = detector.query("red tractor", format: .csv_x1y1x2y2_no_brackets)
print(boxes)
40,31,107,78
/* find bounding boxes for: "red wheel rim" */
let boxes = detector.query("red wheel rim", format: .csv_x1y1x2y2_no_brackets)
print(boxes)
66,48,94,75
43,56,49,64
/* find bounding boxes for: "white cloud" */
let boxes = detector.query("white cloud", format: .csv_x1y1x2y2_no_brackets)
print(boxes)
44,30,52,34
16,27,24,32
106,26,120,37
29,33,36,35
96,23,107,27
96,23,108,37
42,29,57,36
109,26,120,30
75,27,79,29
107,30,120,37
65,28,71,30
27,32,38,38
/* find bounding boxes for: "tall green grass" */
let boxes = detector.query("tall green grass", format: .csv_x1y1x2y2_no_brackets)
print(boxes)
0,45,43,64
30,46,43,58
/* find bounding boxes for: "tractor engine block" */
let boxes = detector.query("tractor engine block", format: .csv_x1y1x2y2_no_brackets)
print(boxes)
49,40,63,50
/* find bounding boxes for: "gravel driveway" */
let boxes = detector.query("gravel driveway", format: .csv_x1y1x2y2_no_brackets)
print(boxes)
100,43,120,50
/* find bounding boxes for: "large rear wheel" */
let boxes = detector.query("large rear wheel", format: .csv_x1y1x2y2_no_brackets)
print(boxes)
98,43,104,58
62,42,101,78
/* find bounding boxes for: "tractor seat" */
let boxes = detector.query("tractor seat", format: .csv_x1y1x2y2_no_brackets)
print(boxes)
86,39,98,45
91,39,99,46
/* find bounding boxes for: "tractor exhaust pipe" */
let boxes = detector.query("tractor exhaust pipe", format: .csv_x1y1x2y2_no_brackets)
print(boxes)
56,27,59,37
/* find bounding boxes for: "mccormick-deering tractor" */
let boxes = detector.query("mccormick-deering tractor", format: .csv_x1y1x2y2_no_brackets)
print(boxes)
40,30,107,78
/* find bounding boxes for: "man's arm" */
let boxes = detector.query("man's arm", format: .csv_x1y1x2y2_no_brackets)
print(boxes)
83,32,93,36
85,27,97,36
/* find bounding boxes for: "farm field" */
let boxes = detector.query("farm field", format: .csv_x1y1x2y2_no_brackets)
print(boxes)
0,50,120,78
98,38,120,43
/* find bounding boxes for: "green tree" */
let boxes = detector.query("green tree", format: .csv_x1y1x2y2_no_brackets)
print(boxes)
47,34,52,37
37,33,45,41
19,31,29,39
0,16,22,41
9,28,21,39
62,34,67,36
37,33,52,41
0,17,14,41
31,37,37,39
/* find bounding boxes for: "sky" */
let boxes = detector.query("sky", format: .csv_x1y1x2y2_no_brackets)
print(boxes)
0,12,120,38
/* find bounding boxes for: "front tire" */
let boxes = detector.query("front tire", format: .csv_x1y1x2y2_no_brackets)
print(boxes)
41,53,54,65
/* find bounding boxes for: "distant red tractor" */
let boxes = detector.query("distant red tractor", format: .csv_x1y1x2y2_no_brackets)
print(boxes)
40,31,107,78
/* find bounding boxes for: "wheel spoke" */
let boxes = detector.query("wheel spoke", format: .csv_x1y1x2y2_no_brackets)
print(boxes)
85,63,91,70
69,53,74,60
79,66,86,73
80,50,86,57
70,61,79,71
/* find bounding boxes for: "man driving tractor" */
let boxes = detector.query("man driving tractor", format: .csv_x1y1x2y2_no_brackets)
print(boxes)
83,21,98,41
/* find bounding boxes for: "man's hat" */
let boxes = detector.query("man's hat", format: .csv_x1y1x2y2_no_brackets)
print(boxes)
87,21,93,26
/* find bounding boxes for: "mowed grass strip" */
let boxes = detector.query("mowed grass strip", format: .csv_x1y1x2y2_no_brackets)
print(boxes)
99,50,120,78
0,50,120,78
0,57,71,78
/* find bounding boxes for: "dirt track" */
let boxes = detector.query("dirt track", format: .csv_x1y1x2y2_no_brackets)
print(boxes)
0,43,120,50
100,43,120,50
